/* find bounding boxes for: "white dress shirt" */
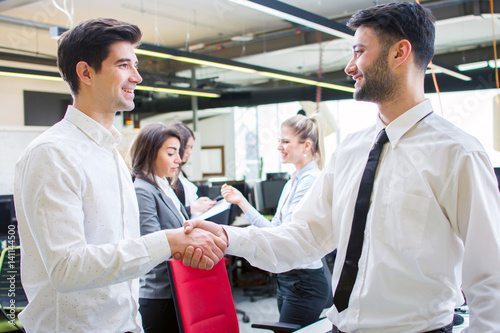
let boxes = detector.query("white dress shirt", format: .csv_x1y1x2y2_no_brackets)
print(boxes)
14,106,172,333
224,99,500,332
178,172,198,207
245,160,322,269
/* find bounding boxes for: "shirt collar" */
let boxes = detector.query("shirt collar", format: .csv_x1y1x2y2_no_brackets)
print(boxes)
64,105,122,150
376,99,433,148
154,176,171,191
294,160,318,181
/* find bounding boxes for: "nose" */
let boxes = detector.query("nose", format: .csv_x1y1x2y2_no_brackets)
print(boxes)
131,67,143,84
344,56,356,76
175,153,182,164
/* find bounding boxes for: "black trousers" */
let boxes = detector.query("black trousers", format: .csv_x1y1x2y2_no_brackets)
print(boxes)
139,298,179,333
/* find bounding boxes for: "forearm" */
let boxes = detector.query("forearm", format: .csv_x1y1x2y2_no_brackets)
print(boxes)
245,206,281,228
50,231,171,292
224,223,331,273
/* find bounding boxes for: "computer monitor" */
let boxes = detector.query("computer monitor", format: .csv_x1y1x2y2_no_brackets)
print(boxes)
259,179,288,214
0,195,16,237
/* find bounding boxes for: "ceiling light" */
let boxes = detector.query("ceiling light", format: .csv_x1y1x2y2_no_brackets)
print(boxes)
136,43,355,92
0,66,220,98
0,66,63,81
489,59,500,68
457,61,489,71
231,34,254,42
227,0,354,40
135,85,221,98
428,61,472,81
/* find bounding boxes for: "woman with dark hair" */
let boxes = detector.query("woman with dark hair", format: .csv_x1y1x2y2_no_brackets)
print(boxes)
171,121,215,217
130,122,186,333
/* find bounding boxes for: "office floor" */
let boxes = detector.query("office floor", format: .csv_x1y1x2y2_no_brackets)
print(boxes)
232,286,470,333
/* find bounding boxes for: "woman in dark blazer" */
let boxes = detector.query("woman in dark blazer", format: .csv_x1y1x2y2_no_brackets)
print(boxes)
130,122,187,333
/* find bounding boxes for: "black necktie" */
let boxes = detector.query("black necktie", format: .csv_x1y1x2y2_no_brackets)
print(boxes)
333,129,389,313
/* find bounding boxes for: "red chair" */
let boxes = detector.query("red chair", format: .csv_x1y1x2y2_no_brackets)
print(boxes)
167,259,240,333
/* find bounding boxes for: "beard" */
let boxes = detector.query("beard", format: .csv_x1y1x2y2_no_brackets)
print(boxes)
354,51,397,103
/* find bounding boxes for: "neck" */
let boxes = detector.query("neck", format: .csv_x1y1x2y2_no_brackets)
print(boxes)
73,97,116,130
377,76,425,125
294,157,313,173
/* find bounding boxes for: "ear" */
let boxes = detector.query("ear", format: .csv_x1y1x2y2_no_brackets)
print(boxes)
391,39,412,68
75,61,93,87
303,139,312,152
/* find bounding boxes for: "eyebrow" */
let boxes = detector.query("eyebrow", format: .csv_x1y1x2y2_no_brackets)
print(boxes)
114,58,139,66
352,43,364,50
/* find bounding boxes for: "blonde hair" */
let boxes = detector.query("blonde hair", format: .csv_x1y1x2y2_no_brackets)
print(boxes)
281,114,325,169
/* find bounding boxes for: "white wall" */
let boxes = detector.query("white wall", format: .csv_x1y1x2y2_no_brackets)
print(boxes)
197,111,236,181
0,66,71,126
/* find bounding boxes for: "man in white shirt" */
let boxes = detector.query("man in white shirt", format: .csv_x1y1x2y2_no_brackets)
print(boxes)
14,18,226,332
183,2,500,332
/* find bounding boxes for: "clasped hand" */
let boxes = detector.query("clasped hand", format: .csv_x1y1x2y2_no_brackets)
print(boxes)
170,219,228,270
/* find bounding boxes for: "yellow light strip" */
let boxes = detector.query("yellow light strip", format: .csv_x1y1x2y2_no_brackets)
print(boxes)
173,56,257,73
0,71,63,82
260,71,355,93
134,49,176,60
135,48,354,92
135,85,220,98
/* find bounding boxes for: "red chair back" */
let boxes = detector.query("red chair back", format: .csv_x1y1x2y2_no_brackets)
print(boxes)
167,259,240,333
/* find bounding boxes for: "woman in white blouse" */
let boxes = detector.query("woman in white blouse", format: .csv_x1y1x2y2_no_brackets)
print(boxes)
221,114,330,328
171,121,214,218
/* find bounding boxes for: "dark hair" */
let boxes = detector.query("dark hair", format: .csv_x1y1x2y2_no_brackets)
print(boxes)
57,18,142,95
347,2,435,71
281,114,325,169
171,122,195,164
130,123,181,186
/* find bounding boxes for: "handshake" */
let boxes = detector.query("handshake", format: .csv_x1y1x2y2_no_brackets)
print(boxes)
168,219,227,270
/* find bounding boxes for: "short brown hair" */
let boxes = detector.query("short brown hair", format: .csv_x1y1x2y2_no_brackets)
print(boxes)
347,2,435,71
57,18,142,95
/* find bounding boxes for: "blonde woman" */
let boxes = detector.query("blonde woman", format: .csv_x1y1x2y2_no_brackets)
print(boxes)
221,114,330,328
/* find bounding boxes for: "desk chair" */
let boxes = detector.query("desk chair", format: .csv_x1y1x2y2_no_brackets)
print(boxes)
0,246,26,332
167,259,240,333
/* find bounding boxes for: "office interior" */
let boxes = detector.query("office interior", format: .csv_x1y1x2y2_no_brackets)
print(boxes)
1,0,500,331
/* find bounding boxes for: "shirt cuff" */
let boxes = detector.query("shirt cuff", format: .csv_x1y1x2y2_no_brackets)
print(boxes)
244,206,261,223
143,230,172,264
222,225,248,256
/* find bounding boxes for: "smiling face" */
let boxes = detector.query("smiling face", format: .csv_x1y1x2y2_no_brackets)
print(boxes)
154,137,182,178
278,125,307,166
345,26,397,103
91,41,142,114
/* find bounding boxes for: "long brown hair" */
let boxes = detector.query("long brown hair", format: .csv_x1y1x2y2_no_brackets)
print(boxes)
130,123,181,186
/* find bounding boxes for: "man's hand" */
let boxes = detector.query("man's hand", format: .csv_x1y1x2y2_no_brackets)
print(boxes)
166,224,227,270
182,219,228,268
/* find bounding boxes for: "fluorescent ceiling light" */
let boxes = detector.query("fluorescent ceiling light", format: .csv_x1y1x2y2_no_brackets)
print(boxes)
228,0,354,40
457,61,489,71
489,59,500,68
136,85,220,98
0,66,63,81
428,61,472,81
0,66,220,98
136,43,355,93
